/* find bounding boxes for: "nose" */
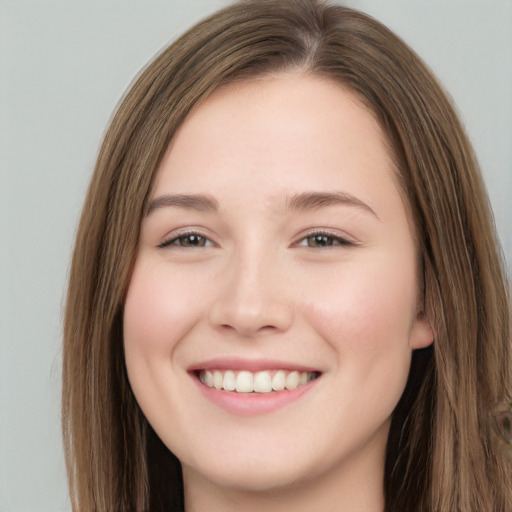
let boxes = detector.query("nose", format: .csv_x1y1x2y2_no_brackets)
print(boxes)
208,250,294,338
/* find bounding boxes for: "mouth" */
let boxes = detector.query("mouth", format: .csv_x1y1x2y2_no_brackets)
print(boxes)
190,361,322,415
196,369,321,394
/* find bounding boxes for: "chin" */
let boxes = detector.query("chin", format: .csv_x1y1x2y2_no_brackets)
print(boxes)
184,456,313,494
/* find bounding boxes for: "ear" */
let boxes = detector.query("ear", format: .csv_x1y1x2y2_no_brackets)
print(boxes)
409,310,434,349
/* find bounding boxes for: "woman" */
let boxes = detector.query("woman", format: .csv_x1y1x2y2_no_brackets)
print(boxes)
62,1,512,510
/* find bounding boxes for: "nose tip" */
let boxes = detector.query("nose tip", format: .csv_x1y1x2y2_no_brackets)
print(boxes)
208,268,293,338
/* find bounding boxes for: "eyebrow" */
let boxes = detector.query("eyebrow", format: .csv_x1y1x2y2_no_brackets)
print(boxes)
145,190,379,220
285,191,380,220
146,194,219,216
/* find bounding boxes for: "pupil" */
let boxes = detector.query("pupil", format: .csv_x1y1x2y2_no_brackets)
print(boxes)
311,234,331,247
185,235,202,246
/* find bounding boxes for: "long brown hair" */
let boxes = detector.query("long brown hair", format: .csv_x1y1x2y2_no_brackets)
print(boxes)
62,1,512,510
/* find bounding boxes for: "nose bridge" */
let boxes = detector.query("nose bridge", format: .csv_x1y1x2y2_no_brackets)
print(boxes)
209,241,293,336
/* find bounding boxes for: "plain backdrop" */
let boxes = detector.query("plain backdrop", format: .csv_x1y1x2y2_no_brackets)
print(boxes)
1,1,511,510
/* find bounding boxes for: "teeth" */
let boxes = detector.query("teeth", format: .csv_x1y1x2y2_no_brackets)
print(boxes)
204,370,213,387
272,370,286,391
236,371,253,393
223,370,236,391
285,371,299,390
213,370,223,390
198,369,318,393
253,371,272,393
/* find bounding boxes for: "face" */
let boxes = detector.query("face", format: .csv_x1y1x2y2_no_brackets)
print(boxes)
123,75,433,497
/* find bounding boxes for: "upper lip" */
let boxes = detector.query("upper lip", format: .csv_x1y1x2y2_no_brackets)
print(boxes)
187,357,321,373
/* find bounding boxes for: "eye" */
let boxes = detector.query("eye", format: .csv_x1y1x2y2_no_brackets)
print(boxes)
297,231,354,248
158,232,214,249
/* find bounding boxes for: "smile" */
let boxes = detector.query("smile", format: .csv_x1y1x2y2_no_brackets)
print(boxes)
198,369,320,393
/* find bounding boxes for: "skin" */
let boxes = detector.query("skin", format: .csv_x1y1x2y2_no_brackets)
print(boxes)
123,74,433,512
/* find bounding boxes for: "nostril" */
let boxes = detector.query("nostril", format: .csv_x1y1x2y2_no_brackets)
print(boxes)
215,320,282,338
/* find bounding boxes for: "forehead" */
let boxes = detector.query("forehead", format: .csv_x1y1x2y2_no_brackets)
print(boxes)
152,74,404,221
166,74,386,154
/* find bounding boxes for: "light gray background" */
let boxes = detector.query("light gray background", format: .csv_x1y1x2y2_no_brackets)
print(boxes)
1,1,511,511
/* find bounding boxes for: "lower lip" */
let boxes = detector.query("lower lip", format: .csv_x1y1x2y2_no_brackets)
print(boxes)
192,374,319,416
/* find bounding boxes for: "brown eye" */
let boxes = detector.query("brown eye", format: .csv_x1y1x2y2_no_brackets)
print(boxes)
158,233,213,249
307,234,335,247
300,233,353,248
177,234,207,247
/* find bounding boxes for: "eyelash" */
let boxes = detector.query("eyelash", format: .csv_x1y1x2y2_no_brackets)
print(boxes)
158,230,355,249
295,231,355,248
157,231,214,249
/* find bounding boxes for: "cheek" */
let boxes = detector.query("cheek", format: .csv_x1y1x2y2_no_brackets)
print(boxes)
122,264,197,462
302,255,418,362
123,262,203,356
122,261,208,427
